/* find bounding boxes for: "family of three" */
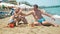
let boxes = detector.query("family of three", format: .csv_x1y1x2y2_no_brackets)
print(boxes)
8,4,58,27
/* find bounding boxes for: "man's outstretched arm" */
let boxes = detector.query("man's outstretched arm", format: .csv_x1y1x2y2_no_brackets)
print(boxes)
40,9,55,20
22,11,33,16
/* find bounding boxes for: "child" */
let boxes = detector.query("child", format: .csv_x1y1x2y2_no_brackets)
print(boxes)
8,7,28,27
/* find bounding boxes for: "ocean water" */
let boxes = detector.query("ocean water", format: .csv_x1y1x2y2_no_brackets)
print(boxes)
43,7,60,24
44,7,60,15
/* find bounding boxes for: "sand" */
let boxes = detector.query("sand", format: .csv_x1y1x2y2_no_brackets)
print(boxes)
0,16,60,34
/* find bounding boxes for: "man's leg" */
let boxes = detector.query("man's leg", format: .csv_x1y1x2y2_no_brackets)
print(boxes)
34,21,42,26
42,21,59,27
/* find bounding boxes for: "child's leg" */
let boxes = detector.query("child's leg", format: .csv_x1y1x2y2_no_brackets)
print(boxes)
9,15,16,26
18,19,22,25
9,19,16,26
21,17,28,24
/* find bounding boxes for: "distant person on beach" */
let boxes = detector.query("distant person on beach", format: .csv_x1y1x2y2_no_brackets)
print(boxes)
5,6,16,16
0,4,7,11
9,8,15,15
9,7,28,26
25,4,58,27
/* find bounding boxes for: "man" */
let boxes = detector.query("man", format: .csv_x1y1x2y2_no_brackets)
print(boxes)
9,7,28,26
26,4,58,27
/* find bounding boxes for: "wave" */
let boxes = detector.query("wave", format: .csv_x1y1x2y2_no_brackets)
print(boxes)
39,5,60,8
53,15,60,18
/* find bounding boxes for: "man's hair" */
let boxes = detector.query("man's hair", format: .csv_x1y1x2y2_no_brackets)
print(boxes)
33,4,38,8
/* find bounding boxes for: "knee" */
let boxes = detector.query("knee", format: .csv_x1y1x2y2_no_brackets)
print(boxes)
34,22,39,24
42,21,51,26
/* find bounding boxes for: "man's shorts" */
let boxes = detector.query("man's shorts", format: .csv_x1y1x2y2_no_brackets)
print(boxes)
38,18,45,24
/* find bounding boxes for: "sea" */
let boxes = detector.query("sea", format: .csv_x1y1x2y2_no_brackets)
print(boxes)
44,7,60,15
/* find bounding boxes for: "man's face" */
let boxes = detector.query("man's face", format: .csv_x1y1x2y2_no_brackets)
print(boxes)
33,6,37,10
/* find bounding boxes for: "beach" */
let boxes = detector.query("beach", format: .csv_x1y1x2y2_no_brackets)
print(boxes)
0,15,60,34
0,0,60,34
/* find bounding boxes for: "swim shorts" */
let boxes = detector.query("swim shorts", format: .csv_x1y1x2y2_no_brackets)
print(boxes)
38,18,45,24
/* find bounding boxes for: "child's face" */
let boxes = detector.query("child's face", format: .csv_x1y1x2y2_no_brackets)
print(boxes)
15,8,20,13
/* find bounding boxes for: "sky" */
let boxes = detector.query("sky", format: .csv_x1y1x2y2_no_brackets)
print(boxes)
0,0,2,1
16,0,60,6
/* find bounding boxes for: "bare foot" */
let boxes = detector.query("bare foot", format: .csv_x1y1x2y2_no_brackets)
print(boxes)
53,24,59,27
54,25,59,27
